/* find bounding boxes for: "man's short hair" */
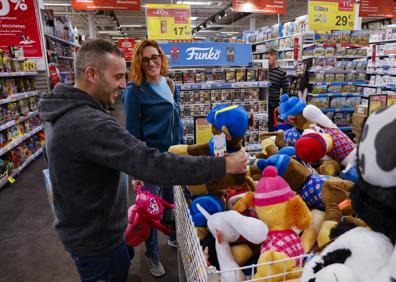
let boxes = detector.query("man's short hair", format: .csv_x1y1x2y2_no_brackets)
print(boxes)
265,48,278,57
74,39,124,80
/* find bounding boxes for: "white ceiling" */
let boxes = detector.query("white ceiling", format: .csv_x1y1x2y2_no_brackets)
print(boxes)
41,0,310,41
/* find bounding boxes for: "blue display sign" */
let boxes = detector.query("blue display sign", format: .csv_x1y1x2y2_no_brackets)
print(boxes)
160,42,253,67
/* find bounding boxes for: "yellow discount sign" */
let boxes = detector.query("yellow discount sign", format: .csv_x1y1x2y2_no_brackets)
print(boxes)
309,0,356,32
146,4,192,40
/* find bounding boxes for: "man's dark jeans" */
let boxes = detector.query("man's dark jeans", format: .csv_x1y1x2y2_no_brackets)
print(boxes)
71,241,133,282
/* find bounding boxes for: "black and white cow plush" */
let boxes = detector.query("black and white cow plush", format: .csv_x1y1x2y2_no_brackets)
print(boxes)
351,105,396,244
302,105,396,282
301,227,394,282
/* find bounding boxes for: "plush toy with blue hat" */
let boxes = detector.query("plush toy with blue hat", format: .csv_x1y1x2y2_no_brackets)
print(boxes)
169,104,255,196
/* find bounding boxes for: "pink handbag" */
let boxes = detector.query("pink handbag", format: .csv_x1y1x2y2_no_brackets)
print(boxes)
125,183,175,247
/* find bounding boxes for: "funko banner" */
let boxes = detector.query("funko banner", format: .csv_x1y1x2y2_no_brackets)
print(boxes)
160,42,253,67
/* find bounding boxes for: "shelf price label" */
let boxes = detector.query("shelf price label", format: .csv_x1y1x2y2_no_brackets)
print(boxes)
8,177,15,184
309,0,356,32
146,4,192,40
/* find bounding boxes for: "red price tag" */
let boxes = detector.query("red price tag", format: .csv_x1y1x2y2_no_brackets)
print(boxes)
294,37,299,60
338,0,354,11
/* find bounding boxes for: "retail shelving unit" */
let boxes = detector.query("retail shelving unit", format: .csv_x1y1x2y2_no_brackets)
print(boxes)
0,67,45,188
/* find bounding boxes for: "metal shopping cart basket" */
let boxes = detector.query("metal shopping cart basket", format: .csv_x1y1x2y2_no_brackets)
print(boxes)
174,186,311,282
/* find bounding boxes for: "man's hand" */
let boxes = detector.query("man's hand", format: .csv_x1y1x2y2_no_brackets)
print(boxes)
225,150,249,174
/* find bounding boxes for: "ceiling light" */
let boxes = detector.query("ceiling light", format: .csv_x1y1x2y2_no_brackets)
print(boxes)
176,1,212,5
44,3,72,6
191,17,199,21
120,25,145,28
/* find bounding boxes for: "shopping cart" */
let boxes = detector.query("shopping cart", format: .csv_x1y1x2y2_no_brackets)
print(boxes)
174,186,311,282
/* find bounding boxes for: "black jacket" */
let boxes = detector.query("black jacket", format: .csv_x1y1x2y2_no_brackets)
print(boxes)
39,84,225,256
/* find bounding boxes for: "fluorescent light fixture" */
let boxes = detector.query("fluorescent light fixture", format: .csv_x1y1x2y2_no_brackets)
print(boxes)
176,1,212,5
44,3,72,6
220,31,239,34
197,30,218,33
120,25,145,28
98,31,124,34
191,17,199,20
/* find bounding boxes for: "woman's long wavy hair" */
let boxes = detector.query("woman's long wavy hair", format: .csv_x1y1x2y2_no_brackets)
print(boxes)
129,40,169,86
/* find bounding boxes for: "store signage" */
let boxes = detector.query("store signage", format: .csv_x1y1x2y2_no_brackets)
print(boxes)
160,42,252,67
146,4,191,41
308,0,356,32
117,38,135,61
0,0,42,57
71,0,140,11
359,0,396,18
369,95,388,114
232,0,286,14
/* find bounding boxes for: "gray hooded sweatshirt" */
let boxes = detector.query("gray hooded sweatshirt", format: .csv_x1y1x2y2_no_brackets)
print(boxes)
39,83,225,256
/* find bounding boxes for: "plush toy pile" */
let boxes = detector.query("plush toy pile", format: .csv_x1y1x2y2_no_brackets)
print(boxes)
168,99,395,282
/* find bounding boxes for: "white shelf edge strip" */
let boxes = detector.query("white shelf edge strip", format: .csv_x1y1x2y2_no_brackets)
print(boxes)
0,72,38,77
0,91,39,105
0,148,43,189
0,125,44,157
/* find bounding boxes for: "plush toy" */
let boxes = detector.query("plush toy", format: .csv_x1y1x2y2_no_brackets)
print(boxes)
301,227,394,282
169,104,255,196
250,154,355,250
196,203,269,282
189,194,225,227
302,105,396,282
264,95,357,172
125,183,174,247
238,166,312,281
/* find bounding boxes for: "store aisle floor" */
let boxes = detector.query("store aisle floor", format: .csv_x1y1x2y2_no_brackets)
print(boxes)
0,97,180,282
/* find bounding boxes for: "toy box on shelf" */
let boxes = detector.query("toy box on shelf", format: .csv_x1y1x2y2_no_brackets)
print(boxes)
302,30,370,131
0,47,44,189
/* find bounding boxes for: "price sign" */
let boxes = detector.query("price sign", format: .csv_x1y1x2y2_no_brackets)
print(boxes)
8,177,15,184
146,4,191,40
309,0,356,32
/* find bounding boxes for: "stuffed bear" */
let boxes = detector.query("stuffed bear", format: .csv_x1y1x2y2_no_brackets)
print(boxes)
249,154,355,250
169,104,255,196
301,105,396,282
252,166,312,282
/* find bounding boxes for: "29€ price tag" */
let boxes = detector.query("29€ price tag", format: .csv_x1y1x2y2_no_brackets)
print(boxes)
309,0,356,32
146,4,192,41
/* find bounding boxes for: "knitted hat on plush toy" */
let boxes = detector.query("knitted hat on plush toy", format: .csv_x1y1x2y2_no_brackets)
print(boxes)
207,104,248,138
279,94,306,121
254,166,295,206
295,132,330,163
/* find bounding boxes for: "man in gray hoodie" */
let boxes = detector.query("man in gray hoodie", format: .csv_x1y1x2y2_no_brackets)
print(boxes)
38,39,248,282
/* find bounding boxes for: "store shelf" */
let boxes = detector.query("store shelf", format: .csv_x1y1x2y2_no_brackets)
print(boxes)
309,69,366,74
44,33,80,47
313,56,367,59
369,38,396,44
368,54,396,58
339,126,353,131
18,111,39,123
0,91,39,106
304,43,368,48
0,125,44,157
360,84,387,88
310,81,366,86
366,72,396,75
177,81,271,90
10,58,27,62
278,59,295,62
0,72,38,77
278,48,294,52
0,148,43,189
321,108,355,113
251,33,301,45
57,56,74,60
280,65,296,69
59,71,74,75
308,92,363,97
302,56,315,60
0,120,16,132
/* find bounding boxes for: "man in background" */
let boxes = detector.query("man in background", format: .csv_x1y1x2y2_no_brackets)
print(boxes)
266,48,289,131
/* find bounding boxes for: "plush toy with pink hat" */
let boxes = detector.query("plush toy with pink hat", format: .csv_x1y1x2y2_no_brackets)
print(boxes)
252,166,312,281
